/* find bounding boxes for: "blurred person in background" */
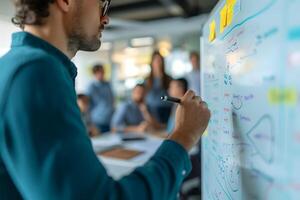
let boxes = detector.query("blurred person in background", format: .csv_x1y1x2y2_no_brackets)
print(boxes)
111,84,161,134
0,0,210,199
186,51,201,96
77,94,100,137
145,50,172,124
87,64,114,133
166,78,188,134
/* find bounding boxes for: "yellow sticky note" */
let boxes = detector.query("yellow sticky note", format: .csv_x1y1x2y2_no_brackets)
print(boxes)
209,20,216,42
268,88,281,104
226,4,234,26
220,5,228,33
268,88,298,105
226,0,237,26
226,0,237,6
283,89,298,105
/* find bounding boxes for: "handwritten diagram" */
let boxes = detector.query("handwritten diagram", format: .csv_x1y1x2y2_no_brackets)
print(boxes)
202,0,300,199
246,115,275,164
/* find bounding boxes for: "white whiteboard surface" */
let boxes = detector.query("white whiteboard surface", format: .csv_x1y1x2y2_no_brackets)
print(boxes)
201,0,300,199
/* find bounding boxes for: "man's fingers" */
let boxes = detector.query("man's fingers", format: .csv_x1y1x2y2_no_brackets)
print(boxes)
183,90,196,101
199,100,208,108
193,96,202,102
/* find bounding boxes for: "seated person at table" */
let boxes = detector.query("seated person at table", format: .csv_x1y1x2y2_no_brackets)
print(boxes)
167,78,188,134
77,94,100,137
111,84,160,133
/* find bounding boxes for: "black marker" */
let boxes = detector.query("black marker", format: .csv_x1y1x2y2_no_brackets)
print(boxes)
161,95,208,107
161,96,181,104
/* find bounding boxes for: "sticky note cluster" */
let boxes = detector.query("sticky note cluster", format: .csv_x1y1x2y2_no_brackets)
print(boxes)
209,0,238,42
268,88,298,105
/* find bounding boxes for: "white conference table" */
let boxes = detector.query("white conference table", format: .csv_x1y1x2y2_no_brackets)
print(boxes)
91,133,164,180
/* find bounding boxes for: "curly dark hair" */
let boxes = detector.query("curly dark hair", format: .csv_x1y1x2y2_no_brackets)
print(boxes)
11,0,55,28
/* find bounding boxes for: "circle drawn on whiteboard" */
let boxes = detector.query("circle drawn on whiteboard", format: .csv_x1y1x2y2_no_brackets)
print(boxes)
231,96,243,110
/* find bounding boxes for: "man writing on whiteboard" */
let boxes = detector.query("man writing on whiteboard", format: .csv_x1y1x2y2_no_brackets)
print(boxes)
0,0,211,199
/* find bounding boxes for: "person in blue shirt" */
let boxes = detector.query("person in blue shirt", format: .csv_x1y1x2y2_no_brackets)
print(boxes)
186,51,201,96
0,0,211,199
111,84,160,134
87,64,114,133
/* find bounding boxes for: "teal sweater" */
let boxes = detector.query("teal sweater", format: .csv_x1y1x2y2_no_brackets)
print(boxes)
0,32,191,200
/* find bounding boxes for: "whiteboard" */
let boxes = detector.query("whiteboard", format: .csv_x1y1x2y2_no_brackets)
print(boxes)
201,0,300,199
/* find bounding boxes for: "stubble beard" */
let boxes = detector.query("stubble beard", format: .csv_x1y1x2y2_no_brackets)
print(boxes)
67,7,101,54
68,26,101,53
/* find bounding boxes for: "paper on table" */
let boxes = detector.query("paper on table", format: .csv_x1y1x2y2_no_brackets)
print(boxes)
92,134,122,148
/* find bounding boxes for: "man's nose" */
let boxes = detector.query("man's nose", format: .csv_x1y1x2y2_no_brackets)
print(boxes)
101,15,109,26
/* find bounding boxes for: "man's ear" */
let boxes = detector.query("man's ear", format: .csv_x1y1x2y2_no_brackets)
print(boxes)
55,0,72,12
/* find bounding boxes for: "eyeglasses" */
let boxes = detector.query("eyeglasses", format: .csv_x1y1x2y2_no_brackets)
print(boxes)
101,0,111,17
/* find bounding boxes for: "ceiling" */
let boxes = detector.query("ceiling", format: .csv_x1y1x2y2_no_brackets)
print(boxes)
0,0,218,22
103,0,218,41
108,0,218,21
0,0,219,42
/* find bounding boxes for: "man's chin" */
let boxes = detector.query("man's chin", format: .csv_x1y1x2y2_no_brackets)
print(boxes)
79,40,101,52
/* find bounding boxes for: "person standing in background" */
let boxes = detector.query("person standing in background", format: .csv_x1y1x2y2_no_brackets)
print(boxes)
87,64,114,133
145,51,172,124
186,51,201,96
